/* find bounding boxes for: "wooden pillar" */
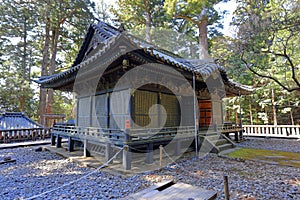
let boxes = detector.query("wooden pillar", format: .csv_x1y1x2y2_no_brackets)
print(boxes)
32,130,36,141
4,131,7,143
123,128,132,170
123,145,131,170
106,93,110,128
174,139,181,156
89,96,93,127
76,96,79,126
9,130,12,141
105,143,113,164
41,129,44,140
158,92,162,127
239,130,243,141
234,132,239,142
146,142,153,164
18,130,21,140
83,139,90,157
68,136,74,152
56,135,62,148
51,133,56,146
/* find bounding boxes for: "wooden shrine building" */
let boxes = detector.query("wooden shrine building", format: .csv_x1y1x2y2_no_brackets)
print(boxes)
0,112,48,143
36,21,252,170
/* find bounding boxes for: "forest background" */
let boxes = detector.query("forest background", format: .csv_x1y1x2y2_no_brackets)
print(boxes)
0,0,299,126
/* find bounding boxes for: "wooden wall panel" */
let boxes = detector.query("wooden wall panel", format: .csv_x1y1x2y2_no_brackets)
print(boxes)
109,90,130,129
92,94,108,128
132,90,158,128
160,93,180,127
78,97,91,127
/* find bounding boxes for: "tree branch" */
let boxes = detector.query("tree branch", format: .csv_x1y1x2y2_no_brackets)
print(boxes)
283,32,300,88
261,48,300,89
174,14,201,27
241,52,300,92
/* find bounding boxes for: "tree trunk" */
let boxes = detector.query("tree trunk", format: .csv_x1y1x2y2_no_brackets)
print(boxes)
39,17,50,125
235,110,238,125
20,15,28,112
288,100,294,125
256,108,259,124
144,0,152,43
271,88,277,125
249,96,253,125
265,107,269,124
20,96,25,112
46,26,60,118
198,10,209,60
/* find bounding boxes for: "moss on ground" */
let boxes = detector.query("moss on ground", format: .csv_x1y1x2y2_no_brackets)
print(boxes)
226,148,300,168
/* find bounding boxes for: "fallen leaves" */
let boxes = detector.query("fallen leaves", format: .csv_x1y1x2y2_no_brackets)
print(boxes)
289,178,300,186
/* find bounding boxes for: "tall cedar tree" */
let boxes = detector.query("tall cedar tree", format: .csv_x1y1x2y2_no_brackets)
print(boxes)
164,0,228,59
37,0,94,125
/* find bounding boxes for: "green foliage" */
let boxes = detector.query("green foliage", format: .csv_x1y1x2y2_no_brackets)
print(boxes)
112,0,166,29
232,0,300,92
164,0,227,37
37,0,95,71
211,0,300,125
0,0,38,115
52,91,74,120
0,0,95,120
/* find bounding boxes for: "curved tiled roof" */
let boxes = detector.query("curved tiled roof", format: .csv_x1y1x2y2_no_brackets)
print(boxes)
35,20,253,95
0,112,43,130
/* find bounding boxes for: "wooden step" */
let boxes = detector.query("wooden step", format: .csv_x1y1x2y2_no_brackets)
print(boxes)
201,131,219,136
218,143,233,152
213,139,228,146
204,134,220,141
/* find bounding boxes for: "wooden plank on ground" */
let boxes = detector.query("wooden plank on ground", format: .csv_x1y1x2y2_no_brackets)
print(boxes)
123,180,217,200
0,159,16,164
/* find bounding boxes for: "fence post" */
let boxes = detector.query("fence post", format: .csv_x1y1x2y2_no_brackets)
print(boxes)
83,139,90,157
56,135,62,148
174,139,181,156
122,145,131,170
68,136,74,152
146,142,153,164
122,130,132,170
105,143,113,164
224,175,230,200
159,145,163,170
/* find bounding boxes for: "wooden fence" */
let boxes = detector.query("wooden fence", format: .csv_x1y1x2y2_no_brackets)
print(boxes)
243,125,300,139
0,128,50,143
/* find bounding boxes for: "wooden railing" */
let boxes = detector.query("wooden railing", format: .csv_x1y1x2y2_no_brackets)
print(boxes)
0,128,50,143
52,125,126,145
52,124,196,145
243,125,300,139
127,126,195,144
216,123,243,133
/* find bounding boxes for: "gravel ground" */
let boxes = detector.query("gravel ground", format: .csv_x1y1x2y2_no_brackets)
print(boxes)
0,138,299,200
238,137,300,153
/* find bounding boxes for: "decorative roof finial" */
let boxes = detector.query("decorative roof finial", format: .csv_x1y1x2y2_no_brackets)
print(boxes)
118,23,125,32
